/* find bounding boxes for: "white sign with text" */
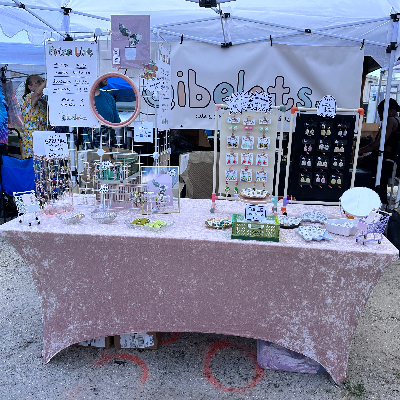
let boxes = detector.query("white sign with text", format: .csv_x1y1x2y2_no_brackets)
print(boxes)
45,41,98,127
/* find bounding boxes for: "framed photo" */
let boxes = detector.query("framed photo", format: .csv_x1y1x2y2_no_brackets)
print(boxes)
140,166,180,214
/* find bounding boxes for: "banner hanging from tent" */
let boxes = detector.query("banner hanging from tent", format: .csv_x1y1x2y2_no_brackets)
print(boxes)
149,43,363,130
45,41,98,127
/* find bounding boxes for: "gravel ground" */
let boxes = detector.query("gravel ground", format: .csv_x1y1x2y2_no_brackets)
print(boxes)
1,236,400,400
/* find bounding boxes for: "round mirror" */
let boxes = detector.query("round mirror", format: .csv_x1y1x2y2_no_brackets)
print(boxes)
89,73,141,128
340,187,381,218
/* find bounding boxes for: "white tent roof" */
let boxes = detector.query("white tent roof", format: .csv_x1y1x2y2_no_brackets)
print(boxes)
0,0,400,67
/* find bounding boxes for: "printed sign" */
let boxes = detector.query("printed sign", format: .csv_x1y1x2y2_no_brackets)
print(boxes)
33,130,69,158
317,95,337,118
245,204,267,222
45,41,98,127
134,120,153,142
44,133,69,158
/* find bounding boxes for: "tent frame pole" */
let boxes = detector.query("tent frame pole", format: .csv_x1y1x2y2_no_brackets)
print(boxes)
9,0,66,38
375,14,399,189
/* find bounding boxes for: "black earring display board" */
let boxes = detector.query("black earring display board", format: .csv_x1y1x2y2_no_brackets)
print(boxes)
288,113,356,202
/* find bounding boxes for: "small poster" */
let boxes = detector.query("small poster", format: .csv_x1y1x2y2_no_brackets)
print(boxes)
33,131,69,158
111,15,150,69
245,204,267,222
45,41,98,127
317,95,337,118
44,133,69,158
134,120,153,142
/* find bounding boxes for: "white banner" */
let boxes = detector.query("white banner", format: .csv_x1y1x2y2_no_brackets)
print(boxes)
46,41,98,127
142,43,363,130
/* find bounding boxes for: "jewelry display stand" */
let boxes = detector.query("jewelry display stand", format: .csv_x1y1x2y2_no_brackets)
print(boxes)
283,106,364,205
211,104,286,212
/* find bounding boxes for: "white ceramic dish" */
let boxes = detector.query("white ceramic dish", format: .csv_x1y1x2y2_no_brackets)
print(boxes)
324,218,358,236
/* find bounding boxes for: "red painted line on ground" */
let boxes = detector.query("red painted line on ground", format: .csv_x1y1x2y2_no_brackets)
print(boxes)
204,340,264,394
94,351,149,386
159,332,181,346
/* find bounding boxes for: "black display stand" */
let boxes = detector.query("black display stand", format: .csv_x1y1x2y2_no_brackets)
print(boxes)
288,113,356,202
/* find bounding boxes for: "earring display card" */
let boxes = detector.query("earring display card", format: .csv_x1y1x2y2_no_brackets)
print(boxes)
219,109,278,195
288,113,356,202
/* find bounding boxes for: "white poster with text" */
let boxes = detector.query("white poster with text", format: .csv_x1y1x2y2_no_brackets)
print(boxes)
45,41,98,127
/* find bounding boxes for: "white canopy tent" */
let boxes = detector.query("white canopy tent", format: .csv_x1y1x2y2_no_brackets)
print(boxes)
1,0,400,188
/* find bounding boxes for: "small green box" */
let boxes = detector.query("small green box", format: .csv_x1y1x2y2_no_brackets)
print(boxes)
231,214,280,242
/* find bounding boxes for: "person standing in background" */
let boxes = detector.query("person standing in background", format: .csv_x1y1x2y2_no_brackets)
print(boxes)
21,75,47,158
358,98,400,204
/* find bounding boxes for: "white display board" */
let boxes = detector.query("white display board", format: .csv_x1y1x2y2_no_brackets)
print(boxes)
45,41,98,127
218,109,278,196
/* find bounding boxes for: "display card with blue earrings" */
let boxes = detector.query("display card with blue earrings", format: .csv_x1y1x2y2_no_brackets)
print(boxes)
241,134,254,150
300,155,312,167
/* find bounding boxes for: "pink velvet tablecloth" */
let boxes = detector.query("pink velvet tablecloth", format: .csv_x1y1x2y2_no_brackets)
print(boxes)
0,198,398,384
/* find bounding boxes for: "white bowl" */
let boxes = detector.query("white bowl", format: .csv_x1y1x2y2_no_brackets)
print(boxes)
324,218,358,236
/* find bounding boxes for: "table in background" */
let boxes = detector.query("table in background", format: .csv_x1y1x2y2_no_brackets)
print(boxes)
0,199,398,384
